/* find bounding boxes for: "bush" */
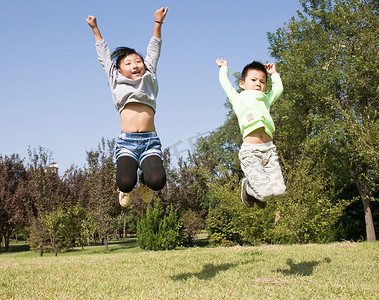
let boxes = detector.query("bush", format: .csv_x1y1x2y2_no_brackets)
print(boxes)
137,199,187,250
207,205,242,246
206,154,350,246
206,174,270,246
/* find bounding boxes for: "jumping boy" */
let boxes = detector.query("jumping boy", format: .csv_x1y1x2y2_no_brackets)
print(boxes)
86,7,168,207
216,58,286,208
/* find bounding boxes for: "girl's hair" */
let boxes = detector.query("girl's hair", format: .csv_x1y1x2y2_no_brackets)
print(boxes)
241,61,267,82
111,47,144,69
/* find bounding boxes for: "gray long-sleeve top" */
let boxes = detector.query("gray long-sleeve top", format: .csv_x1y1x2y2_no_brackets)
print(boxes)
96,36,162,113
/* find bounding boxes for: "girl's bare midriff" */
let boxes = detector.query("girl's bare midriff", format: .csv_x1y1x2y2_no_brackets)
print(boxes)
243,127,272,144
120,102,155,133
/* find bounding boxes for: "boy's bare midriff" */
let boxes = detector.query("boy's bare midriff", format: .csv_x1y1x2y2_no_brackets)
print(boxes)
120,102,156,133
243,127,272,144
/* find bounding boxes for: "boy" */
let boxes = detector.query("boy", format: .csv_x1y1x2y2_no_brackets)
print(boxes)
86,8,168,207
216,58,286,208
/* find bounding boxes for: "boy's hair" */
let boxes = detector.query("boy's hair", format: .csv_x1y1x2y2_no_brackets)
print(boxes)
111,47,144,69
241,61,267,82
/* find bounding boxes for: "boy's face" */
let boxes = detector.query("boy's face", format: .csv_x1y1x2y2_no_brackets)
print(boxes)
239,69,266,92
118,53,146,80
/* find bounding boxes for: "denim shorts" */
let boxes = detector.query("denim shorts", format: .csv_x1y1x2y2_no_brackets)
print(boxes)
115,131,163,164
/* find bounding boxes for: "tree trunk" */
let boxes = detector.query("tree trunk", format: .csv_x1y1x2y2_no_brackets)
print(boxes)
4,224,15,252
104,234,109,251
50,232,58,257
39,240,44,257
4,234,10,252
123,214,126,239
4,226,10,252
353,163,376,241
361,196,376,241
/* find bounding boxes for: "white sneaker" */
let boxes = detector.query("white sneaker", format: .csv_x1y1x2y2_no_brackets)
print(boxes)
139,182,153,204
119,190,133,207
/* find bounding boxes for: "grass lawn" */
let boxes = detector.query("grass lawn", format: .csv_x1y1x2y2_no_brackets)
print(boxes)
1,240,378,299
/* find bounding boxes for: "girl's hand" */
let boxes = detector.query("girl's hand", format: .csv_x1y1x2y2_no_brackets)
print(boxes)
86,16,98,29
155,7,168,23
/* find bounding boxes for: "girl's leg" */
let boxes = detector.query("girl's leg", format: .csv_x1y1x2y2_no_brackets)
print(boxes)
116,156,139,193
140,155,166,191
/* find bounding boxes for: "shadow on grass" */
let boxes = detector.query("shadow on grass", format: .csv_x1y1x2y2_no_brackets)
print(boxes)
193,238,210,248
170,262,239,281
0,243,30,253
170,258,255,281
67,238,140,255
276,257,331,276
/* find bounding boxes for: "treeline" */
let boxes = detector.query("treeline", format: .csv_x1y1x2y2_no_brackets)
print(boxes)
1,0,378,254
0,140,210,255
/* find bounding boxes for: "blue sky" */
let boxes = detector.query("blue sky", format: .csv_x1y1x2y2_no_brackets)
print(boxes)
0,0,302,173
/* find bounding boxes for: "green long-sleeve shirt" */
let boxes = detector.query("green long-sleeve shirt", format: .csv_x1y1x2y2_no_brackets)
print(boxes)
219,66,283,139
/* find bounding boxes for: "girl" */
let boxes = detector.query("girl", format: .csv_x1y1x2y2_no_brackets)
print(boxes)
86,7,168,207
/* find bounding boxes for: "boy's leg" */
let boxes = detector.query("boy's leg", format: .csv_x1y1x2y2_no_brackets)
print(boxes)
264,146,286,199
239,144,274,202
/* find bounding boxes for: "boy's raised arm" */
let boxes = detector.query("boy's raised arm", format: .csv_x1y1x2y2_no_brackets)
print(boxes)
216,58,228,68
264,63,278,75
86,16,103,42
216,58,239,101
153,7,168,38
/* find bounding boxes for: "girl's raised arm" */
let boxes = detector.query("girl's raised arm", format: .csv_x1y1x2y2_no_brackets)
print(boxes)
86,16,103,42
153,7,168,38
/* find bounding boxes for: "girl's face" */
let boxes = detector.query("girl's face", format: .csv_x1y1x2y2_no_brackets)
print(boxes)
118,53,146,80
239,69,266,92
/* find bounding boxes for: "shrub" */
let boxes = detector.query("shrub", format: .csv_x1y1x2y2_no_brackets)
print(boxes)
207,205,242,246
137,199,187,250
207,155,350,246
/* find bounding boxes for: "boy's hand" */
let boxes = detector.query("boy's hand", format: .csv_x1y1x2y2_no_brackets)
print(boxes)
155,7,168,23
264,63,277,75
86,16,98,29
216,58,228,67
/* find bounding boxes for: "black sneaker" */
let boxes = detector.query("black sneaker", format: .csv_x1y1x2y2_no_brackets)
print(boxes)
241,178,255,208
254,199,267,209
241,178,267,209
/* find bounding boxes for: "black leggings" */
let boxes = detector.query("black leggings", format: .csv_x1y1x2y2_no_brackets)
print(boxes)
116,155,166,193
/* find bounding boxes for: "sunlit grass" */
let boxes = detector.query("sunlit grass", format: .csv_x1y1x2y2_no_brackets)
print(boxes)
1,241,378,299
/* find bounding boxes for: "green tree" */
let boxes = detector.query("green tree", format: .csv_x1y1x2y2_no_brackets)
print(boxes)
86,138,119,251
267,0,378,241
42,204,80,254
26,147,67,256
269,154,348,243
63,165,97,246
